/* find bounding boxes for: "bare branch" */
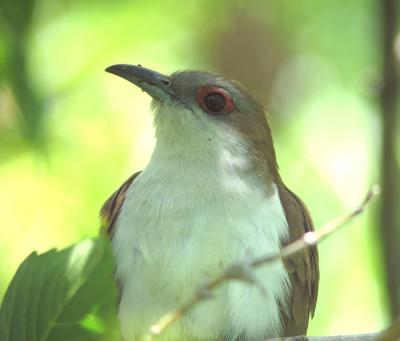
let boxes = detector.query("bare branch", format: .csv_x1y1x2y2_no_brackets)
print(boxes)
269,333,379,340
376,315,400,341
149,186,379,337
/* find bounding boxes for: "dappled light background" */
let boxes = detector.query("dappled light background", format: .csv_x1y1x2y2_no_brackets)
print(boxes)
0,0,394,336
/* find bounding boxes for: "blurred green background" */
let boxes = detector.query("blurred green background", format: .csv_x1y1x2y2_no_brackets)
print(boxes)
1,0,399,336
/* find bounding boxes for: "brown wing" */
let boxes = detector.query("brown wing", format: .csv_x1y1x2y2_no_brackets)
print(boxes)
277,185,319,336
100,172,141,238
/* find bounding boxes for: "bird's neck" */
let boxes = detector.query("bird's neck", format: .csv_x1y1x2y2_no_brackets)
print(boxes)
151,103,282,189
147,143,274,202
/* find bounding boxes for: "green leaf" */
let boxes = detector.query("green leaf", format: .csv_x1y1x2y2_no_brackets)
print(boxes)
0,236,120,341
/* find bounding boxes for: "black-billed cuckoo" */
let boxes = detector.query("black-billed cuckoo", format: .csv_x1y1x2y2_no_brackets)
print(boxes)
101,64,319,340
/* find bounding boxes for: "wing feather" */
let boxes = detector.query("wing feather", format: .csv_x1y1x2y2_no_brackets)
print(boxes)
100,172,141,238
277,185,319,336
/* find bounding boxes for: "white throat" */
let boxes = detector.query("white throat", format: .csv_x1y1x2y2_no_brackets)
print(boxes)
112,111,290,340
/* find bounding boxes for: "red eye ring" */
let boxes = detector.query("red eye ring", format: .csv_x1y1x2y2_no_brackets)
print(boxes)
196,85,235,115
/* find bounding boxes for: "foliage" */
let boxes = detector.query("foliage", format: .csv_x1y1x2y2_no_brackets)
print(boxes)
0,236,119,341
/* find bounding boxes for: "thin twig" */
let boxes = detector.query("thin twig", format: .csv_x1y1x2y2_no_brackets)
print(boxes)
148,186,380,337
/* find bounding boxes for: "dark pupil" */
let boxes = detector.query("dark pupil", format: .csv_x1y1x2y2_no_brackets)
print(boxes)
204,92,226,112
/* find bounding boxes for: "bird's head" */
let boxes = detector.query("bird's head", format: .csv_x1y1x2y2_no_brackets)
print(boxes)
106,64,280,182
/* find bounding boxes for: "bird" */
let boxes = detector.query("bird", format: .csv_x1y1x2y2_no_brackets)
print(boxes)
101,64,319,341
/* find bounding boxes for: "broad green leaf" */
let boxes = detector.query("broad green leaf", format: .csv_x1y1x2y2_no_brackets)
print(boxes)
0,236,120,341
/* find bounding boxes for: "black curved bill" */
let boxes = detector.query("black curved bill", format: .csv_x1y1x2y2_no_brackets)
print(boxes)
105,64,174,101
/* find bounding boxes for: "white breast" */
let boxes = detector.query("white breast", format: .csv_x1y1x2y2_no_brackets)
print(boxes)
112,143,290,340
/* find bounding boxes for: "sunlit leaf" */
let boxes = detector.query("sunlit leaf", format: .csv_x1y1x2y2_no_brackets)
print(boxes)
0,236,119,341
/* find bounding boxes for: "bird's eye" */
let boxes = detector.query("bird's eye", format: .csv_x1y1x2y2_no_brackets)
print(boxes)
196,85,234,115
204,92,225,112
